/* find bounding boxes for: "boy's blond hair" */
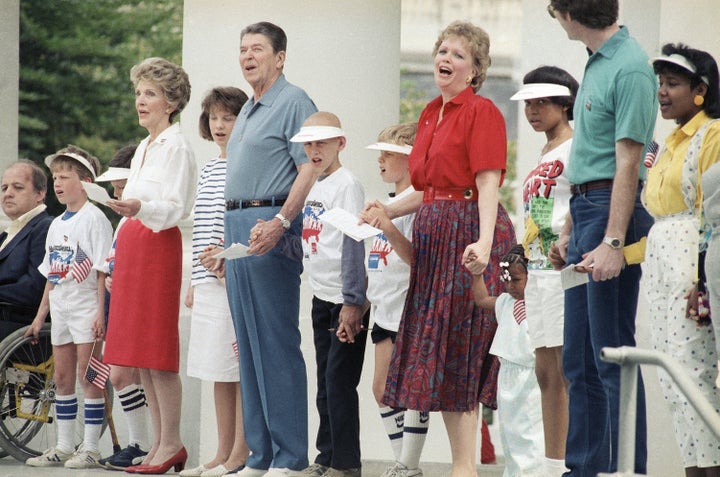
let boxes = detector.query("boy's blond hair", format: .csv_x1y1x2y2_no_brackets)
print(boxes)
377,122,417,147
48,145,100,182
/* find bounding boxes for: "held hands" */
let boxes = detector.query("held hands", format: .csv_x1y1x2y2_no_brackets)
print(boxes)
248,218,284,256
685,283,711,327
574,243,624,281
359,201,391,231
336,304,365,344
107,198,141,218
462,241,490,276
198,244,225,277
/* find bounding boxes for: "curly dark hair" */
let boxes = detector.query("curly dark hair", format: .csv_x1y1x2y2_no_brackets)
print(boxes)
653,43,720,119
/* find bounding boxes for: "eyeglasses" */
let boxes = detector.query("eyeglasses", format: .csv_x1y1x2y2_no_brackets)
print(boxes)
547,4,556,18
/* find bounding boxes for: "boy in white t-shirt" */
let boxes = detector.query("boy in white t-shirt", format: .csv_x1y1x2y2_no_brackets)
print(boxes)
293,112,368,477
25,145,113,469
359,123,429,477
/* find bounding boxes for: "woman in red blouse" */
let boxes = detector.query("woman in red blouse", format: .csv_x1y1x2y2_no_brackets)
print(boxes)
370,20,515,477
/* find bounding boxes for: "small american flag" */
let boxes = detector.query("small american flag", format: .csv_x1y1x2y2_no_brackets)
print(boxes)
232,341,239,360
643,140,659,168
85,356,111,389
513,299,526,325
71,244,93,283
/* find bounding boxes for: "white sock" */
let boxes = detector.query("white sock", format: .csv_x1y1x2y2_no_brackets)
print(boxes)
545,457,569,477
379,406,404,460
398,410,429,470
118,384,149,449
55,394,77,453
84,397,105,452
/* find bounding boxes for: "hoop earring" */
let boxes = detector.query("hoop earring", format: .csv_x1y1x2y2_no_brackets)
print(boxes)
694,95,705,106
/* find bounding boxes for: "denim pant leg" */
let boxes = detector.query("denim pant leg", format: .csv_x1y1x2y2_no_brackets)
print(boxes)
563,189,650,476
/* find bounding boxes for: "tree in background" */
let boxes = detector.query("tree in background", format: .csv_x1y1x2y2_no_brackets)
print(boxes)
19,0,182,215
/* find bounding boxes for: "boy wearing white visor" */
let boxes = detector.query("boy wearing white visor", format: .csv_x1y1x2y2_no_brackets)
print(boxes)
360,123,431,477
292,112,368,477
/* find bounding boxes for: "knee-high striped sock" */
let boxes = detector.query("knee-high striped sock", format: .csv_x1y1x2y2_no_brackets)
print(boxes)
118,384,149,450
84,397,105,452
398,410,429,470
379,406,404,460
55,394,78,453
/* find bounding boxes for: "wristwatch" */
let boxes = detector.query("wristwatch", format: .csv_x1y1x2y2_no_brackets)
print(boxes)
602,236,624,249
274,213,291,230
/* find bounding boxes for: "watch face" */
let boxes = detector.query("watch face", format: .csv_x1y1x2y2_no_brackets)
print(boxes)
611,239,621,248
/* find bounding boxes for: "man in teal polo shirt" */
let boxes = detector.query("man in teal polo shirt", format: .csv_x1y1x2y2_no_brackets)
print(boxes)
547,1,657,476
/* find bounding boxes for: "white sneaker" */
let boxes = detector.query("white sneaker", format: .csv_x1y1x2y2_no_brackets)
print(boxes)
25,446,73,467
64,447,102,469
235,467,269,477
264,468,291,477
385,463,422,477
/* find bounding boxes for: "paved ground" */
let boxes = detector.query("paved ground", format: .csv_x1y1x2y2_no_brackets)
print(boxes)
0,458,505,477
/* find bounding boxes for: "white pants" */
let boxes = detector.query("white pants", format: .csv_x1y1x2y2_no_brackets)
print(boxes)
497,358,545,477
643,215,720,467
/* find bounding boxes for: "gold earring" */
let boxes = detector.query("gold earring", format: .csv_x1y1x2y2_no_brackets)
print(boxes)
466,75,473,85
694,95,705,106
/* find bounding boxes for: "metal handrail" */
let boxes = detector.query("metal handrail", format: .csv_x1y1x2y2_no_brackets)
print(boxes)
599,346,720,476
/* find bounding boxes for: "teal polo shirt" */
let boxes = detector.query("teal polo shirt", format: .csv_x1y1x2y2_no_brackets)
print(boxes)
226,74,317,201
567,27,658,185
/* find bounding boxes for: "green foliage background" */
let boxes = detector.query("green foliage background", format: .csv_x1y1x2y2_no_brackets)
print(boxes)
19,0,183,216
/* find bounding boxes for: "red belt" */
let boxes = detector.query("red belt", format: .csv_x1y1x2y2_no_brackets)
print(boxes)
422,186,477,203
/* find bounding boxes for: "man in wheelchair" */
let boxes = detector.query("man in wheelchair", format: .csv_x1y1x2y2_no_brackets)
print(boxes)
0,160,53,339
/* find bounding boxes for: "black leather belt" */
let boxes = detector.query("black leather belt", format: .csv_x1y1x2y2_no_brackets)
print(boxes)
226,198,287,210
570,179,614,195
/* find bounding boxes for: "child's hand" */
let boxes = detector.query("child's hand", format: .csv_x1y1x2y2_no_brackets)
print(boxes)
359,203,390,231
92,314,105,340
358,201,388,225
105,275,113,293
336,304,365,343
24,318,44,344
685,283,711,327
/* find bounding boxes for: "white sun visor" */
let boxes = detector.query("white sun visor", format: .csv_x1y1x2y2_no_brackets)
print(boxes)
365,142,413,155
510,83,572,101
290,126,345,143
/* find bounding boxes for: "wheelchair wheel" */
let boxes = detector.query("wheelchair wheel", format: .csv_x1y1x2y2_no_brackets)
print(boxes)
0,324,112,462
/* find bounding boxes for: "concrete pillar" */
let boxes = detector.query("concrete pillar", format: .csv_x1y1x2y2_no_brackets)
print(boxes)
0,0,19,225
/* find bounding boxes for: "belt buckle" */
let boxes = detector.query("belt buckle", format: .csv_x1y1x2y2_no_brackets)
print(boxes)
463,188,474,200
246,199,262,207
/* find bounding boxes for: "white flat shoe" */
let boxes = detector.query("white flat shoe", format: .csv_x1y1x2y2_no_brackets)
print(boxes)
180,464,208,477
202,464,231,476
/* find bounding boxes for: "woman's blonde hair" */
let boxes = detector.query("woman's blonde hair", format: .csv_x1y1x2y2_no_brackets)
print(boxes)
131,57,191,123
433,21,491,92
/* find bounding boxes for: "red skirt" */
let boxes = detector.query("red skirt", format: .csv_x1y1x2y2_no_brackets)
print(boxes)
383,201,515,412
104,219,182,372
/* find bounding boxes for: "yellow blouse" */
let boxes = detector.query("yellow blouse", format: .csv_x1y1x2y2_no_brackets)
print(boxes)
644,111,720,217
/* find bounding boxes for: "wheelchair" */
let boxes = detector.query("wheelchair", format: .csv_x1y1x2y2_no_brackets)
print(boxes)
0,322,113,462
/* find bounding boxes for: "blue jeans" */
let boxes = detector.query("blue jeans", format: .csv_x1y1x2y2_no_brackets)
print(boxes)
224,206,308,471
311,297,368,470
563,188,652,476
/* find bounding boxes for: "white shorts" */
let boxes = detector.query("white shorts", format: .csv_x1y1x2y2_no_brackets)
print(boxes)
49,284,98,345
187,281,240,382
525,270,564,349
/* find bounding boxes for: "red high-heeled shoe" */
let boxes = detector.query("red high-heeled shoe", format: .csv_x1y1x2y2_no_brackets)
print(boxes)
127,447,187,475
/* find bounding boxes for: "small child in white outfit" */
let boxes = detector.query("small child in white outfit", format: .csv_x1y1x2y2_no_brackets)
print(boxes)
472,244,544,477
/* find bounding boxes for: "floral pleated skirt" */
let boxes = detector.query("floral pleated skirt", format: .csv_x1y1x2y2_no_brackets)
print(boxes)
383,200,515,412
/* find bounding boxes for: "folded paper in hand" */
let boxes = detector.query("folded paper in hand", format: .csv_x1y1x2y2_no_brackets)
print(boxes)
561,264,589,290
318,208,381,241
82,182,113,205
214,242,250,260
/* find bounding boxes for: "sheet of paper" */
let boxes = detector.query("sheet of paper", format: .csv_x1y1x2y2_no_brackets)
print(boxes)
214,242,250,260
561,264,590,290
318,207,381,241
82,182,113,205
